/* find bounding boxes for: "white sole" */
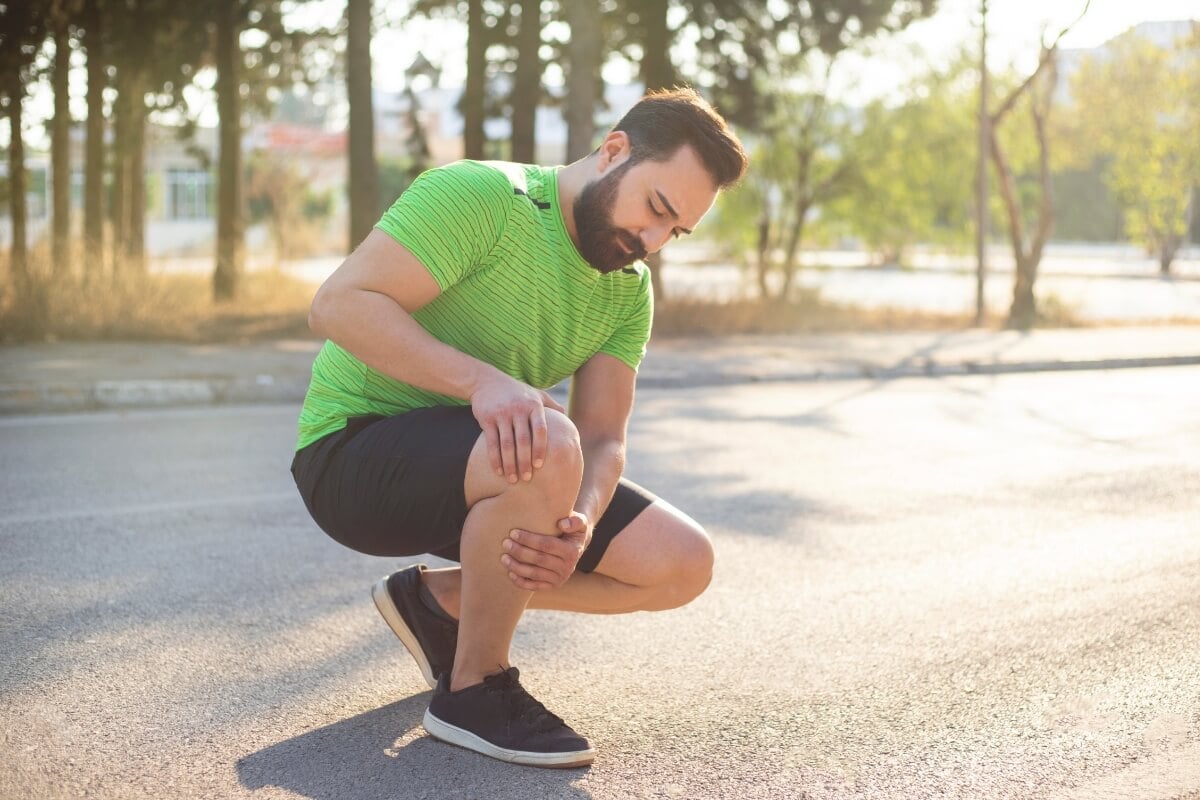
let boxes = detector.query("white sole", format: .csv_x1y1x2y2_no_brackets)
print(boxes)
422,709,596,768
371,577,438,690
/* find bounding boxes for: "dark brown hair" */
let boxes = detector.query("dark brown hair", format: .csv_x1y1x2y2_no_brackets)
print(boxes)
608,87,748,190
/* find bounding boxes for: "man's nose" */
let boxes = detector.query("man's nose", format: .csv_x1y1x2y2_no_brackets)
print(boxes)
639,225,673,255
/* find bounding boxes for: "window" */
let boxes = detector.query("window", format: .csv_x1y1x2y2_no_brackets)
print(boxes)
166,168,213,220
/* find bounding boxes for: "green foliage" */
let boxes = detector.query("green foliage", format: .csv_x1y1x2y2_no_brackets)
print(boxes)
706,76,859,299
1068,31,1200,266
378,158,419,211
825,59,977,262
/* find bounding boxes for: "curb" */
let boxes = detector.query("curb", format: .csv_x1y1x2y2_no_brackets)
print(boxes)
1,355,1197,416
0,375,311,416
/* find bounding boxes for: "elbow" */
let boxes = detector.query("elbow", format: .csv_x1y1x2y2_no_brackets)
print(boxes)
308,285,333,339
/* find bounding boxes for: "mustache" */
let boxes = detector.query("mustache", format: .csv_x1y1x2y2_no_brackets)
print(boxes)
615,231,647,260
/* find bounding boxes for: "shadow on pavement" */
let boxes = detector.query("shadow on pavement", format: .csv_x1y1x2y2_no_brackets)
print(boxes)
236,694,593,800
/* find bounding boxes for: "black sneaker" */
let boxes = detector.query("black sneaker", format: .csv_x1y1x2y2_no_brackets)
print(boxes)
423,667,595,768
371,564,457,689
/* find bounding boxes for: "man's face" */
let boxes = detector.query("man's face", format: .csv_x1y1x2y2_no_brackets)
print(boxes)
574,143,719,273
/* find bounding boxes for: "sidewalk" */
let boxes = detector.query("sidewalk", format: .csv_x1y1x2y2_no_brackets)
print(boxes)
2,326,1199,415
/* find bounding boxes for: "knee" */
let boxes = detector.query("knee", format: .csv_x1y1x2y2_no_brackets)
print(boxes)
524,409,582,494
541,409,582,472
661,522,715,609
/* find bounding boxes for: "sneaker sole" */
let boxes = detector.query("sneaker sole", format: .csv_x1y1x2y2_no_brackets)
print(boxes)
422,708,596,768
371,577,438,690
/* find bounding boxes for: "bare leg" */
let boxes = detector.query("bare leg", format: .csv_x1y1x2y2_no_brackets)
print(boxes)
423,496,714,619
450,411,583,690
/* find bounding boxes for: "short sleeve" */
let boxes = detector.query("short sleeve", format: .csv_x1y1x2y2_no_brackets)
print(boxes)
598,267,655,372
374,161,511,291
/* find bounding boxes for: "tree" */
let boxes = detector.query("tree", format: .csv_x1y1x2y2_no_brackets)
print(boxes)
561,0,601,161
509,0,540,162
987,2,1089,328
81,0,106,280
208,0,332,301
49,0,83,276
347,0,379,250
0,0,47,292
212,0,244,301
828,58,977,265
1069,31,1200,274
748,78,858,301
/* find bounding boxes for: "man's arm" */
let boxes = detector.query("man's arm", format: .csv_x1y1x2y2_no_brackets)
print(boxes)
502,352,637,590
310,229,562,483
570,352,636,526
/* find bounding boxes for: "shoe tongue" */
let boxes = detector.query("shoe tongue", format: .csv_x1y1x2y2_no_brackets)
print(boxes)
484,666,521,688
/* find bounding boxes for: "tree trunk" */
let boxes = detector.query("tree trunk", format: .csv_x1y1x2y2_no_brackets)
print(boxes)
780,203,809,301
463,0,486,159
51,21,72,276
213,0,243,302
1159,234,1182,275
639,0,673,92
347,0,378,251
510,0,540,162
84,2,106,280
755,207,771,301
639,0,675,305
563,0,599,161
128,83,146,275
111,69,131,276
1010,256,1037,329
8,96,28,290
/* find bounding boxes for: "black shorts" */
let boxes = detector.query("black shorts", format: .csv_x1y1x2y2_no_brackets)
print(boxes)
290,406,657,573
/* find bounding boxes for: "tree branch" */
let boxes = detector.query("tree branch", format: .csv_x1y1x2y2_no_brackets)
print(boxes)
991,0,1091,124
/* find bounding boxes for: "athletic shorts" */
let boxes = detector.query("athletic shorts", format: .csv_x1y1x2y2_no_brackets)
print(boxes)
290,405,657,573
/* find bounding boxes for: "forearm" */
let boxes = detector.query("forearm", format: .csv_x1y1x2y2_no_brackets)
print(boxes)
311,287,501,400
575,437,626,524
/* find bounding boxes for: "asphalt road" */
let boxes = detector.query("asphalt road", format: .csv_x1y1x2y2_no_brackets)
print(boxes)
2,367,1199,800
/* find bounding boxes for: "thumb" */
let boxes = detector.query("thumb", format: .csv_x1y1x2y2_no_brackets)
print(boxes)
540,390,566,413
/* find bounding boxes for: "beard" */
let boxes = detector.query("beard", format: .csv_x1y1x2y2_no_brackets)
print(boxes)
573,160,647,273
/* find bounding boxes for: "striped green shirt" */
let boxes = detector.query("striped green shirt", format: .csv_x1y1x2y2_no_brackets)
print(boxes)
295,160,654,450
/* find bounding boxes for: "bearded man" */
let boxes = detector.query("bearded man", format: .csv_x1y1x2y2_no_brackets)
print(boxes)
291,87,747,768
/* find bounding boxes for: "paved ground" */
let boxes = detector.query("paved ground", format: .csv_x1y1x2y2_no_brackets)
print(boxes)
3,326,1200,415
2,365,1199,799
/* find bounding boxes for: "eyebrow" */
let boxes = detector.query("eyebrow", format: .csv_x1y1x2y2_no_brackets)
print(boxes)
655,189,693,235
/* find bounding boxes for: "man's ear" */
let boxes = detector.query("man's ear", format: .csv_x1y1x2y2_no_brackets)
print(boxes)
596,130,631,174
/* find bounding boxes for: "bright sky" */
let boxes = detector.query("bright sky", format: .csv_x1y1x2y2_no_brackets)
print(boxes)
12,0,1200,148
829,0,1200,102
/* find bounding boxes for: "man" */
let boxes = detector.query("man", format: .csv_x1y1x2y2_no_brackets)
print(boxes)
291,88,747,768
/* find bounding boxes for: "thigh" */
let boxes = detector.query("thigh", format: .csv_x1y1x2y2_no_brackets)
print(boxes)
587,487,711,585
296,405,482,557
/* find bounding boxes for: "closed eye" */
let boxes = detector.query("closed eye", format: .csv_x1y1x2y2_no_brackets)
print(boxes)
649,199,682,238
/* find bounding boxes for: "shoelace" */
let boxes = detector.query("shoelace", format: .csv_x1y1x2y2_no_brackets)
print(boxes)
484,668,565,733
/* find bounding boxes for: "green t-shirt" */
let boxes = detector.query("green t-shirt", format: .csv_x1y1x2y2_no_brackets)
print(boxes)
295,159,654,450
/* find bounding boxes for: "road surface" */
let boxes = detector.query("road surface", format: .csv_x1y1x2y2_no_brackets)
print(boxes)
2,367,1199,799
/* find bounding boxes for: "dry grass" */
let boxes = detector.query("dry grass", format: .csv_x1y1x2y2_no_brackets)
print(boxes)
652,287,1087,337
0,261,316,343
1,254,1154,344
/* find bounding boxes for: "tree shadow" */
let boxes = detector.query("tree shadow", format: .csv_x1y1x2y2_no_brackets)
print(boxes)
236,694,594,800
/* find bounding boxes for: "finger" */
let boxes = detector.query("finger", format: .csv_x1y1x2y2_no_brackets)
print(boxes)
530,408,548,472
502,554,564,586
504,538,565,570
540,390,566,413
510,530,578,561
498,420,518,483
515,415,533,482
509,573,556,592
484,422,503,477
